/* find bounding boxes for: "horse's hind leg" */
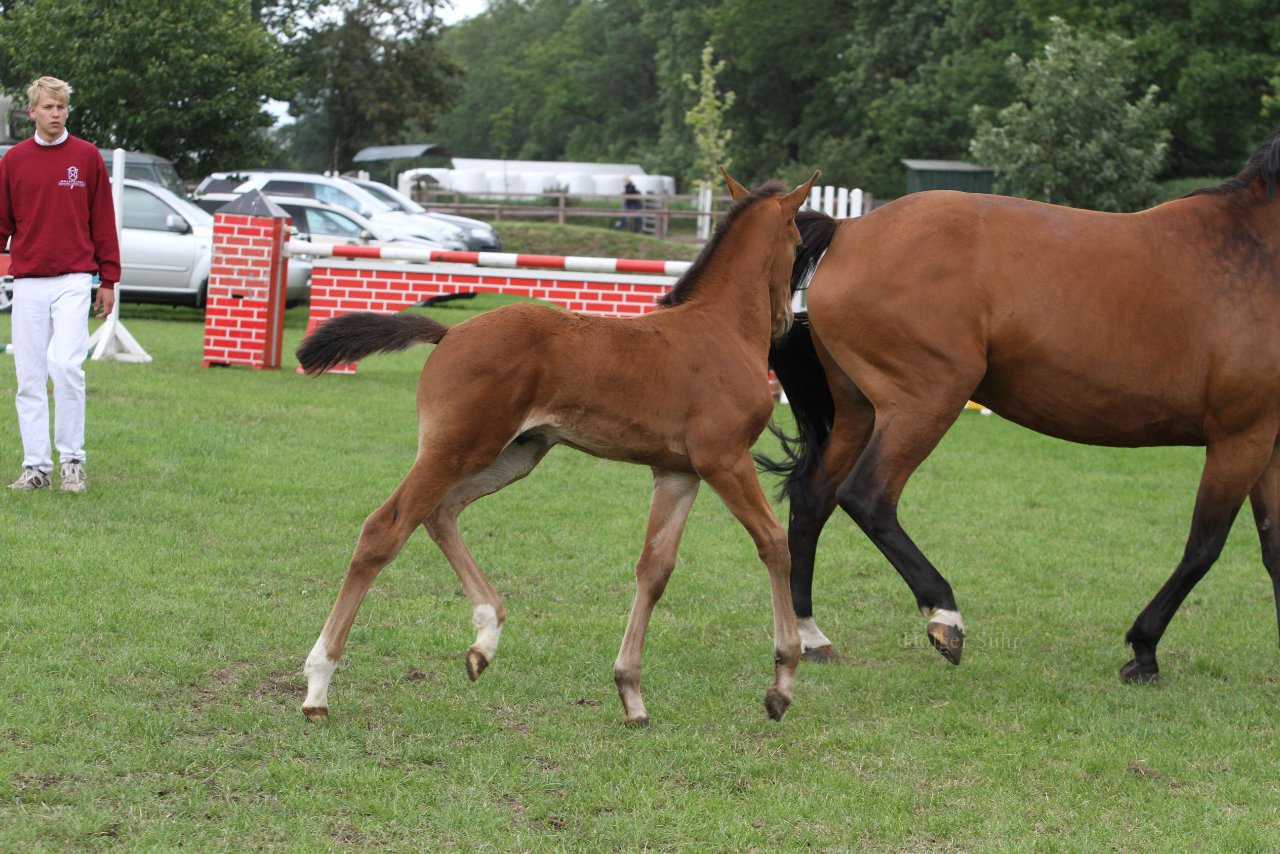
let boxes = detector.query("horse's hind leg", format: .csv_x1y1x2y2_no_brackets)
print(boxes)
699,454,801,722
614,469,701,726
1122,431,1274,682
790,393,876,662
790,488,839,661
1249,448,1280,649
835,405,966,664
424,434,555,681
303,457,460,720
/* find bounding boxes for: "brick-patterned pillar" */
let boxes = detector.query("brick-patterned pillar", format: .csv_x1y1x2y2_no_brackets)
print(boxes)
201,191,291,369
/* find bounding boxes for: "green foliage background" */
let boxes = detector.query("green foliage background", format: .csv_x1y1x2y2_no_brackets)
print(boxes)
2,0,1279,201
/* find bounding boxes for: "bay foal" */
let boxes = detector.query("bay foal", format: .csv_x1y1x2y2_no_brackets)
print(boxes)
297,170,816,725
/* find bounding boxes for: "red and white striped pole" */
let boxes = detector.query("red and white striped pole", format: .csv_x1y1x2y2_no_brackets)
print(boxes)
286,240,692,277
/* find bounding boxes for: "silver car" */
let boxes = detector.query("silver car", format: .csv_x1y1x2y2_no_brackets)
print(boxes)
119,180,311,307
346,177,502,251
195,170,469,250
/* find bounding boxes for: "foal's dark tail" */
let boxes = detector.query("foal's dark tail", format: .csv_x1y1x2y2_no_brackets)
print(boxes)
296,312,449,375
756,209,839,505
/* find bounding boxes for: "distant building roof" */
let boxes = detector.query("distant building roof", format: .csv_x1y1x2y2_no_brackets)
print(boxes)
900,159,992,172
353,143,451,163
452,158,645,175
901,159,996,195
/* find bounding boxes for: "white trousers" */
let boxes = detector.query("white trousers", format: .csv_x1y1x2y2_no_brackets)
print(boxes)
11,273,91,471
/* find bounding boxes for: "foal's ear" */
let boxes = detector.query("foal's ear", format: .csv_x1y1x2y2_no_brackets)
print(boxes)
783,170,820,217
720,166,750,201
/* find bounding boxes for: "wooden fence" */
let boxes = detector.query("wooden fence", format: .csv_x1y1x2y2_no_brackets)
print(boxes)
414,185,871,240
415,189,704,240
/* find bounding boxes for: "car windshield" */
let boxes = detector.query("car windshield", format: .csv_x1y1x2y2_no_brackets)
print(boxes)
301,207,368,240
359,181,426,214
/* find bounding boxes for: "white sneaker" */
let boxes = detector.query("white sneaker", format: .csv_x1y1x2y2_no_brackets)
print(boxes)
60,460,86,493
8,467,51,490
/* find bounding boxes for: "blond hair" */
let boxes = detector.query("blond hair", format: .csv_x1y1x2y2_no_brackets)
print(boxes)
26,76,72,111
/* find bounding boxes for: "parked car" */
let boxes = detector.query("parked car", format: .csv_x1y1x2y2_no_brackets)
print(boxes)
196,192,440,247
196,193,448,302
345,177,502,251
119,179,308,307
100,149,187,198
195,170,469,250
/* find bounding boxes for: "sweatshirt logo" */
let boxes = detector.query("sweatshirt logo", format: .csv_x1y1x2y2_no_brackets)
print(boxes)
59,166,86,190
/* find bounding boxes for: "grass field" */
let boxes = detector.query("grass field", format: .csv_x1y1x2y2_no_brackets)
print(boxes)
1,298,1279,851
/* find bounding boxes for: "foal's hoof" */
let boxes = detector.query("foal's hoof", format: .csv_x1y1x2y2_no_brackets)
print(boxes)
801,644,839,663
764,687,791,721
623,715,651,729
927,621,965,665
302,705,328,722
465,647,490,682
1120,659,1160,684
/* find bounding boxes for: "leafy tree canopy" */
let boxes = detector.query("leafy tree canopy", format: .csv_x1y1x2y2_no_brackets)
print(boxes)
0,0,281,178
277,0,459,172
971,17,1170,211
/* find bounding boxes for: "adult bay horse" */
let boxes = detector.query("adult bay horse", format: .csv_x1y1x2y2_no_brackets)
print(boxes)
766,126,1280,683
297,169,817,726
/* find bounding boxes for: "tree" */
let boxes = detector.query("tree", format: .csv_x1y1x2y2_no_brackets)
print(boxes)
970,17,1170,211
682,43,734,191
0,0,282,178
1083,0,1280,178
281,0,458,172
435,0,661,167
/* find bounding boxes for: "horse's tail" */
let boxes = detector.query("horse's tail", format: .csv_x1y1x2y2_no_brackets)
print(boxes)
296,312,449,376
756,209,838,504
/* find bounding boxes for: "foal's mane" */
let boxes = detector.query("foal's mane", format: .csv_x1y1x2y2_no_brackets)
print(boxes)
1186,125,1280,203
657,180,789,307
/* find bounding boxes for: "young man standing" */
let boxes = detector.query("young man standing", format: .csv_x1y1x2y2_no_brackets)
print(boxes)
0,76,120,492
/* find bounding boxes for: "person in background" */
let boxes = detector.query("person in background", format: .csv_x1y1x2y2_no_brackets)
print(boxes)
0,75,119,493
616,177,642,232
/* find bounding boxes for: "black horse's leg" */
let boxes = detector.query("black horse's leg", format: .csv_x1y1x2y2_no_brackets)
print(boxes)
789,486,838,660
1122,433,1274,682
834,408,965,664
788,403,875,661
1250,451,1280,649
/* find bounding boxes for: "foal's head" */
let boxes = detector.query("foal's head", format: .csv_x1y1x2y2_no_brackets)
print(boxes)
659,169,818,338
721,168,819,337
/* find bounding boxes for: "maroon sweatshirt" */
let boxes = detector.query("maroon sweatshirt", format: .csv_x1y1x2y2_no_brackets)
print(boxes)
0,134,121,288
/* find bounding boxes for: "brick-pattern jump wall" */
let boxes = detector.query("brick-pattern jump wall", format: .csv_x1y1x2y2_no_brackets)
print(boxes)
202,212,290,369
303,258,674,374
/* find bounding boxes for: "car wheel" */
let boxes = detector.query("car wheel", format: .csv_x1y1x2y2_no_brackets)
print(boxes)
194,281,208,309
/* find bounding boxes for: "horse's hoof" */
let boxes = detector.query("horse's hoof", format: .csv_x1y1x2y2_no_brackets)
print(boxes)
764,687,791,721
927,621,964,665
801,644,839,663
466,648,489,682
623,715,651,729
302,705,328,721
1120,659,1160,684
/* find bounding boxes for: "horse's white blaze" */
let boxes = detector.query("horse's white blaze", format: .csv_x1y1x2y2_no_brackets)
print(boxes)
922,607,965,631
303,634,336,709
472,604,502,660
797,616,833,651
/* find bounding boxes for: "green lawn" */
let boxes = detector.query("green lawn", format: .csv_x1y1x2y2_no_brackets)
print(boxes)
1,299,1278,851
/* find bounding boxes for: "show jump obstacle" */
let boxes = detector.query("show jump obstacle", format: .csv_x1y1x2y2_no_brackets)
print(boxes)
200,202,692,373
